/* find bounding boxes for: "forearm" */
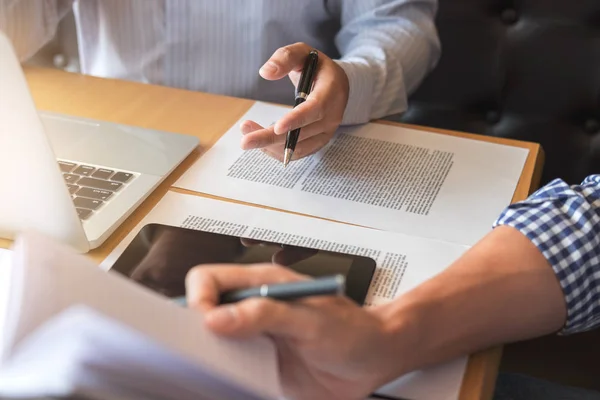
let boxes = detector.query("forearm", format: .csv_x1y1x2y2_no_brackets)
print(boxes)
334,0,440,125
0,0,72,60
376,225,566,375
376,174,600,376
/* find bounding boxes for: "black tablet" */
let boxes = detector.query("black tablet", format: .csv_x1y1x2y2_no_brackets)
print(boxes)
110,223,377,305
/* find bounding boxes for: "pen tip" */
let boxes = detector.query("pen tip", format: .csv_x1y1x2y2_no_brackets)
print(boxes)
283,149,293,167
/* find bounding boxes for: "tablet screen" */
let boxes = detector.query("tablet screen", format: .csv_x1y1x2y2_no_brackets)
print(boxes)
109,223,376,305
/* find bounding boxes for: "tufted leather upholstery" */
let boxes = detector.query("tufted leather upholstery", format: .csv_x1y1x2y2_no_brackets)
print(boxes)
391,0,600,186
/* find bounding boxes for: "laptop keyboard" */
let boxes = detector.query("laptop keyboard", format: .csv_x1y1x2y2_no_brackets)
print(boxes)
58,160,136,221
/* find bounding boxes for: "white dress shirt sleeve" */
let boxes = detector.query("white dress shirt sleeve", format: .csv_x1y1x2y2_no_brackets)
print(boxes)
332,0,441,125
0,0,73,61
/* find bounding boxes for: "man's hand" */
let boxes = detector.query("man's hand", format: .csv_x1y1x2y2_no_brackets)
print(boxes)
185,264,412,400
240,43,350,162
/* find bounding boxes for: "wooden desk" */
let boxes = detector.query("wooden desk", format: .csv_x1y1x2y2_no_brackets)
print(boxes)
2,67,545,400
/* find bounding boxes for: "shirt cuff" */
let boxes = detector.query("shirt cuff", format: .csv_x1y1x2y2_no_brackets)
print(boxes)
334,59,376,126
492,176,600,335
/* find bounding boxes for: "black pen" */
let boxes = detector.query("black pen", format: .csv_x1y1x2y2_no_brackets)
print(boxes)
283,49,319,167
172,274,345,306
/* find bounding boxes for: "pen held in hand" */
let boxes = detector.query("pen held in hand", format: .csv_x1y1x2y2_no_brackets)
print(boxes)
220,274,345,304
173,274,345,307
283,49,319,167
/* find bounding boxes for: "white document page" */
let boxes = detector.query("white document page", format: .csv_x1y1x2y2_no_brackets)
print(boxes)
0,306,278,400
175,102,529,246
0,248,11,264
102,192,471,400
0,248,13,362
1,233,281,400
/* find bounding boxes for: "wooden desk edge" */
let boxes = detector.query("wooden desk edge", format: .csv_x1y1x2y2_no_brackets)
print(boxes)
458,141,545,400
10,69,546,400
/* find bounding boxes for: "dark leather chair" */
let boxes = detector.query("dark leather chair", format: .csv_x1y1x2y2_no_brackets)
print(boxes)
389,0,600,391
391,0,600,187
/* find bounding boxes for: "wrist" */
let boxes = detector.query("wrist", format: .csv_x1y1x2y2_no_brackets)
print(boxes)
331,60,350,109
333,59,374,125
368,302,424,386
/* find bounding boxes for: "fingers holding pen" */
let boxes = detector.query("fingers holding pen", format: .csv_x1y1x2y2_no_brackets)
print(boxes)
272,97,325,135
261,131,334,162
241,43,349,163
240,118,328,151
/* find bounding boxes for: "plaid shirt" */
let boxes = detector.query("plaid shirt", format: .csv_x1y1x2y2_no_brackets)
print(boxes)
493,175,600,334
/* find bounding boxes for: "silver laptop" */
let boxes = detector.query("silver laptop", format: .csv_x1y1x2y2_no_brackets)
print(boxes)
0,32,199,252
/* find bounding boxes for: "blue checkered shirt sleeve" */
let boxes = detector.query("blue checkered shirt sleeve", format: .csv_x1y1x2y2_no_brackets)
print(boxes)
493,174,600,335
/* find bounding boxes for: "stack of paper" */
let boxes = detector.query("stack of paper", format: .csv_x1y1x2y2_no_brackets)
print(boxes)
0,233,281,400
